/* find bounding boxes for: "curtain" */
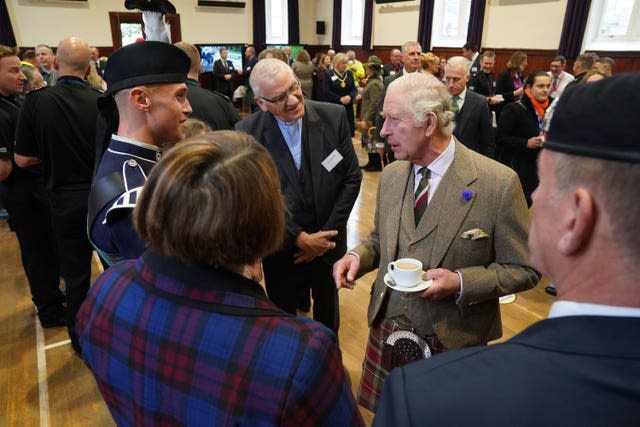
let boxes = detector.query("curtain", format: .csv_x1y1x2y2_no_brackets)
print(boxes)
466,0,486,49
253,0,267,52
417,0,434,51
332,0,342,51
558,0,592,58
362,0,374,50
287,0,299,44
0,0,16,46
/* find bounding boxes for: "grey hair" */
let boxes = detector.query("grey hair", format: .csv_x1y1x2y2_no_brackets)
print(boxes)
249,58,294,98
550,151,640,262
446,56,472,76
387,73,455,136
401,41,421,54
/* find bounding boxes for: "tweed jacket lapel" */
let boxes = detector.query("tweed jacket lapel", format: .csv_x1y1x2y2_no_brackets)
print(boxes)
262,114,304,200
414,140,478,268
385,162,413,261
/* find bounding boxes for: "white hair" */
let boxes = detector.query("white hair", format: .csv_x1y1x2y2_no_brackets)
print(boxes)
446,55,472,76
249,58,294,98
387,73,455,136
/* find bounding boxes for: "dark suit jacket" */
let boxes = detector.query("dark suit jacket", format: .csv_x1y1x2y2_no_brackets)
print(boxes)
374,70,404,145
382,63,403,79
467,70,494,97
470,53,481,76
213,59,235,98
453,89,494,158
235,100,362,264
185,79,239,130
374,315,640,427
354,141,539,348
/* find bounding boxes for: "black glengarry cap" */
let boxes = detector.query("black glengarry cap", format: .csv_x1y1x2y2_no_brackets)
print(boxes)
543,72,640,163
102,41,189,97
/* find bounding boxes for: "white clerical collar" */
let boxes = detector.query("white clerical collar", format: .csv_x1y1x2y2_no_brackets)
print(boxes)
548,300,640,319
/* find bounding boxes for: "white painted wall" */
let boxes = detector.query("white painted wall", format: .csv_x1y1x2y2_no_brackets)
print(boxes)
6,0,568,50
482,0,567,49
372,0,421,46
7,0,252,47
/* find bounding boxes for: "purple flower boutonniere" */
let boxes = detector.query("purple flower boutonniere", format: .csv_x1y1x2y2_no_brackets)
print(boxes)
461,189,474,202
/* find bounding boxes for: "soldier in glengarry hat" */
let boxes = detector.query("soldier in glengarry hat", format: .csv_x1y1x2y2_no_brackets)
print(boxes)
88,41,191,267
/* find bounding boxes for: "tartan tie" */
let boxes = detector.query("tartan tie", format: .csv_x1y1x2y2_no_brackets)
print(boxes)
451,95,460,117
414,167,430,225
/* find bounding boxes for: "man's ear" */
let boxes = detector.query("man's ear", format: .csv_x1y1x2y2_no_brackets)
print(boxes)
424,111,438,137
53,57,59,71
558,188,596,256
130,87,150,112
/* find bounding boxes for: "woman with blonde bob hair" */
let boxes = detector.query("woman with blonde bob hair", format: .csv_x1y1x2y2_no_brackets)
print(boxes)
76,131,363,427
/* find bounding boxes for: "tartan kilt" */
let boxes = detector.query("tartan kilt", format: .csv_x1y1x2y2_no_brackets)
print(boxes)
358,316,445,413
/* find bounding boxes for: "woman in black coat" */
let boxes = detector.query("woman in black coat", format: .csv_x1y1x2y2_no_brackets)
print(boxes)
495,51,528,122
324,52,358,136
497,71,552,206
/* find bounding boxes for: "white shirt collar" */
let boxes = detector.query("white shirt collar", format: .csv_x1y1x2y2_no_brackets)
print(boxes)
413,137,456,202
548,300,640,319
111,134,161,152
455,87,467,103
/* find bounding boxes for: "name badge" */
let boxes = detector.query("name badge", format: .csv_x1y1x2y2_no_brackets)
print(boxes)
322,149,343,172
331,75,338,81
390,71,396,76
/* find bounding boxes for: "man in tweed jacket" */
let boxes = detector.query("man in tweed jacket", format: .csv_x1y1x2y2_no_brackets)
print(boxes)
333,72,540,412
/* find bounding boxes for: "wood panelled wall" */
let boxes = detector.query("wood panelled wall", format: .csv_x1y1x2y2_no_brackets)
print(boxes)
305,45,640,76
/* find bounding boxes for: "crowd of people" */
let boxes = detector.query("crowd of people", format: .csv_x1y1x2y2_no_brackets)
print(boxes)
1,29,636,426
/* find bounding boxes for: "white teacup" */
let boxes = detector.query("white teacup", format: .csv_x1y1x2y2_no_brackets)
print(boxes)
388,258,423,288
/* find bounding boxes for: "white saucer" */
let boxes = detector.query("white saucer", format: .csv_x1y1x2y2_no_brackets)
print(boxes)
384,273,432,293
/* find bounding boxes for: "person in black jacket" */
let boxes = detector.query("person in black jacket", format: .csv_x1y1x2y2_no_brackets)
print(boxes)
175,42,239,130
324,52,358,136
494,51,528,122
497,71,552,206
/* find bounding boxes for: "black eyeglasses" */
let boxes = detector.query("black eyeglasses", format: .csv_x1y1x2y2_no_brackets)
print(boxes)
258,80,301,104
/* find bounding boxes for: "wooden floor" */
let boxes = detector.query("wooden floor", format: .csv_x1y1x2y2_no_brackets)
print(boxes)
0,140,553,427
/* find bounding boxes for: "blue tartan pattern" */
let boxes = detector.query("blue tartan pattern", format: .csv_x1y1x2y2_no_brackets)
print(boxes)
76,251,364,426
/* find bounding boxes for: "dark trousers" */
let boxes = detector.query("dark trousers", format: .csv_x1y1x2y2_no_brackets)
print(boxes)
4,176,62,315
263,255,339,333
49,190,93,347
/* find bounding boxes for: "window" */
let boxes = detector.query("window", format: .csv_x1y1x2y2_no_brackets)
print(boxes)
266,0,288,45
120,23,143,46
584,0,640,50
341,0,365,46
431,0,472,48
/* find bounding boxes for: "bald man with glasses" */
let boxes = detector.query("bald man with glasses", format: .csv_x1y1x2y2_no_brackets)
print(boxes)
236,58,361,333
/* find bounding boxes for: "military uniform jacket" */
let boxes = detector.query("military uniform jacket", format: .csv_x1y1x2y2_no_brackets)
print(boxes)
89,135,161,263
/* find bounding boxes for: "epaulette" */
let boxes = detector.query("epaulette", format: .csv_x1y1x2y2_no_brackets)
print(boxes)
104,186,143,223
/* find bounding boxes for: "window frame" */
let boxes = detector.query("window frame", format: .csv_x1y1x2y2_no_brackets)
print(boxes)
430,0,472,48
341,0,365,46
583,0,640,51
265,0,289,45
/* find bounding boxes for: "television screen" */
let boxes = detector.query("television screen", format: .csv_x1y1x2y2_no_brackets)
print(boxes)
197,44,244,73
267,44,305,61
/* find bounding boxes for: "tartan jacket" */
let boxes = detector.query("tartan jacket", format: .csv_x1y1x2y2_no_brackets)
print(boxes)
76,250,364,427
